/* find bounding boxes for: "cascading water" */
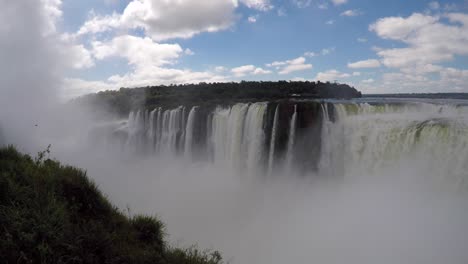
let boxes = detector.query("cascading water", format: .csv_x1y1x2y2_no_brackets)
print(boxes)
114,100,468,184
267,105,279,176
243,103,268,174
319,102,468,187
285,104,297,174
184,106,197,159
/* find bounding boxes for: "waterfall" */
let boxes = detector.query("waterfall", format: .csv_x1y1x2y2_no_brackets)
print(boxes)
210,106,230,164
155,107,162,152
319,102,468,184
147,108,157,151
228,104,250,168
117,100,468,182
243,103,267,174
267,104,280,176
285,105,297,173
184,106,198,159
208,103,267,172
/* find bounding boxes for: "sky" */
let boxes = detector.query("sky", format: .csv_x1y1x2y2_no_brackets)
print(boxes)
16,0,468,97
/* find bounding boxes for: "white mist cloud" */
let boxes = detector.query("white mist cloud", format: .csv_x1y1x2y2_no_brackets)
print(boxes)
348,59,381,69
330,0,347,6
266,56,313,75
365,11,468,92
0,0,62,149
231,65,272,77
315,69,351,81
341,9,362,17
76,0,238,41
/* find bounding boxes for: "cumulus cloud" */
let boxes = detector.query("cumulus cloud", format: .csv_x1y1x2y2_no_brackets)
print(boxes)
92,35,183,68
231,65,272,77
315,69,351,81
68,44,95,69
318,3,329,9
330,0,347,6
293,0,312,8
58,34,228,97
304,51,317,57
266,57,313,75
76,0,239,41
341,9,362,17
321,47,335,55
240,0,273,11
370,13,468,69
184,48,195,55
248,15,258,23
348,59,381,69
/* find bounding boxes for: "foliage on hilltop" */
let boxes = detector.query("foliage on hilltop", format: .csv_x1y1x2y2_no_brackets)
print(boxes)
74,81,361,116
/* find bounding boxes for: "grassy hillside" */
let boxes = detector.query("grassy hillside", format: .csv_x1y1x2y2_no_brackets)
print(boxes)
0,146,222,264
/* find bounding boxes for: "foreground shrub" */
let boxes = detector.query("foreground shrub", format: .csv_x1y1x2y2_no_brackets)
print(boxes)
0,146,223,264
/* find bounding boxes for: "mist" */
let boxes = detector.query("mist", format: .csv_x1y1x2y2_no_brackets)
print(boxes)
2,1,468,264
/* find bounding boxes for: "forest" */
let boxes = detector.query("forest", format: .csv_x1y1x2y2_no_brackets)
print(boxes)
75,81,362,116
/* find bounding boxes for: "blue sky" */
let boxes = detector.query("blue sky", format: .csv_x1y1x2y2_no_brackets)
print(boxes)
47,0,468,97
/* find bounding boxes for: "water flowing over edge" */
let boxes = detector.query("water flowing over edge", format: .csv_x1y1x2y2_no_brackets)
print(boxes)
93,100,468,184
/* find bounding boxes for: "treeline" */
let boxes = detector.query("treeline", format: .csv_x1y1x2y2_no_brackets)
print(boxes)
75,81,361,116
364,93,468,100
0,146,223,264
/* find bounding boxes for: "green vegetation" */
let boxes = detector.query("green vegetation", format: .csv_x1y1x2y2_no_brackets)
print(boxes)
0,146,223,264
364,93,468,99
74,81,362,116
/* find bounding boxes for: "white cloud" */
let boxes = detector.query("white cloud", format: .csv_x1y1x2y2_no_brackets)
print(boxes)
41,0,63,34
92,35,183,68
63,78,116,99
330,0,347,6
326,20,335,25
184,48,195,55
357,37,367,42
68,44,95,69
248,16,258,23
341,9,362,17
352,72,361,76
315,69,351,81
362,78,374,83
215,66,227,72
348,59,381,69
267,57,313,75
76,0,240,41
370,13,468,69
76,12,121,36
293,0,312,8
106,66,225,87
304,51,317,57
369,13,438,41
318,3,329,9
239,0,273,11
277,8,287,16
231,65,271,77
321,47,335,55
84,35,229,91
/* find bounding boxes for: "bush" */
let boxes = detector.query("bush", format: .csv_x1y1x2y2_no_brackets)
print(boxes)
0,146,223,264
